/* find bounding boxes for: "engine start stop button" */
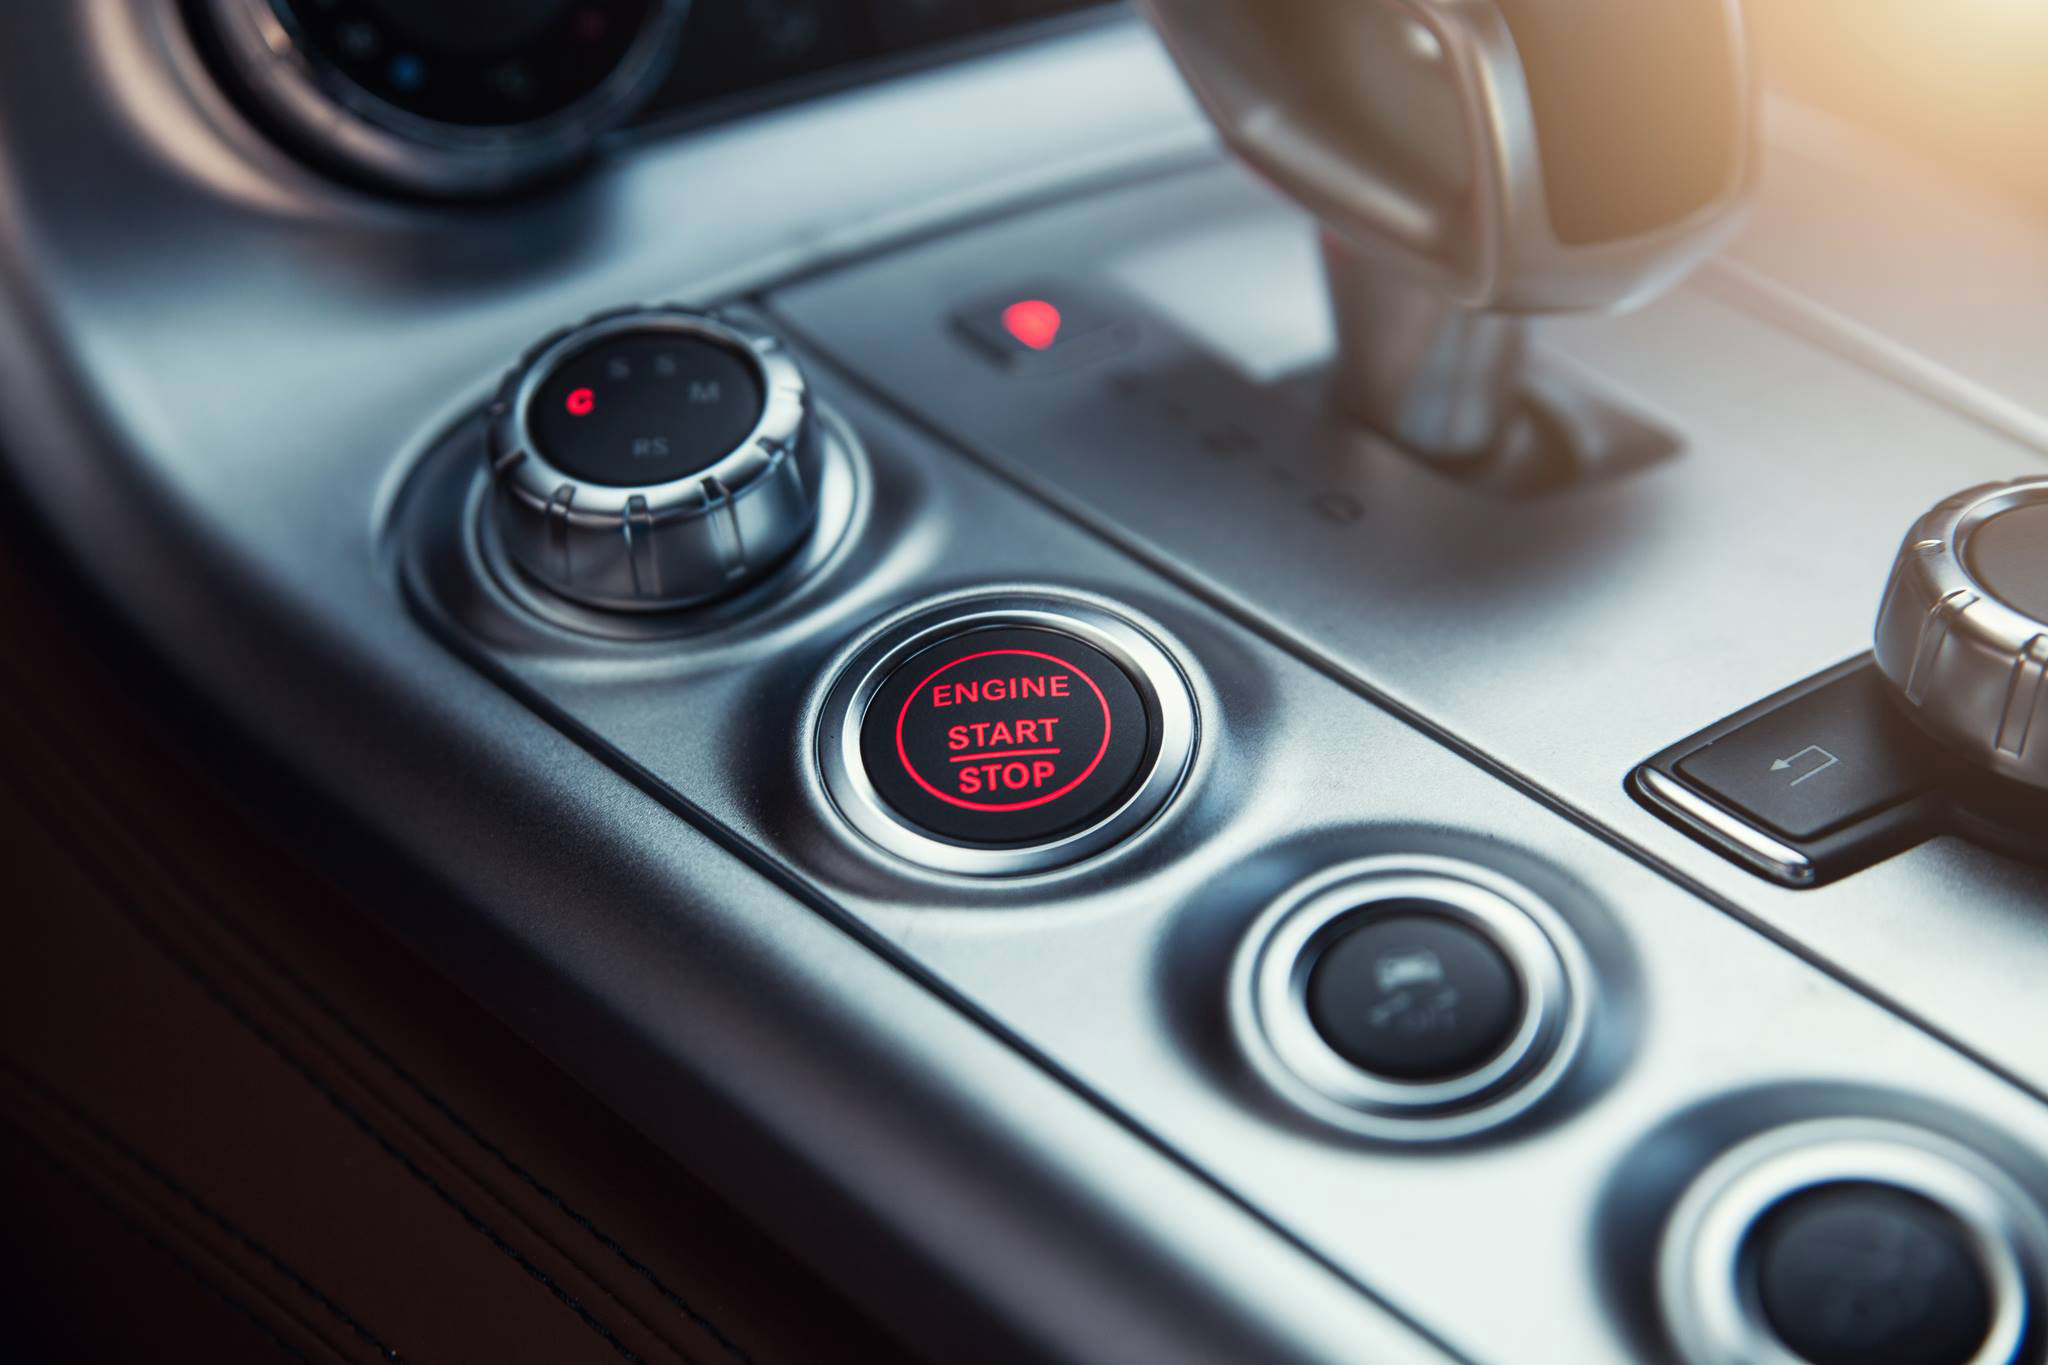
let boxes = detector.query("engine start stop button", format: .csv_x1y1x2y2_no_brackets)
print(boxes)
819,596,1198,875
860,626,1152,846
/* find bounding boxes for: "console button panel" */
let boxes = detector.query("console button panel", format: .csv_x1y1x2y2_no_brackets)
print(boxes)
399,236,2048,1361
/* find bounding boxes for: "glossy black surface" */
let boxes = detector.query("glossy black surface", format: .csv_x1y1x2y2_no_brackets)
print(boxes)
276,0,656,124
1750,1182,1993,1365
1675,667,1931,842
638,0,1112,125
530,331,763,486
858,624,1152,847
1305,909,1524,1083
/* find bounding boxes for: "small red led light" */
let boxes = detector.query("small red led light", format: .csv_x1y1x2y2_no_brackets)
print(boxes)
1001,300,1062,352
565,387,596,416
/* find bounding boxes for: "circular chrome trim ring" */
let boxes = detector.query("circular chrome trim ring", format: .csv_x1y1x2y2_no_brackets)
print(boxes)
1874,476,2048,791
1659,1119,2046,1365
474,404,863,641
202,0,688,196
486,308,816,611
816,593,1198,877
1231,856,1589,1142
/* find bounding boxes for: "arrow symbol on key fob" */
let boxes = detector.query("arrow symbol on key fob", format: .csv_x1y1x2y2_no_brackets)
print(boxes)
1770,744,1840,786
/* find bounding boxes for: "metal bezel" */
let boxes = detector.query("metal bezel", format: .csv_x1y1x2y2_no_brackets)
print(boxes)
1231,856,1588,1142
490,308,808,519
1630,765,1817,889
815,592,1198,878
1659,1119,2046,1365
1875,477,2048,789
473,403,863,641
201,0,688,196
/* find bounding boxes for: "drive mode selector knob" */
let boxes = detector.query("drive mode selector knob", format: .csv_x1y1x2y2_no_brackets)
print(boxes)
486,309,818,611
1874,477,2048,790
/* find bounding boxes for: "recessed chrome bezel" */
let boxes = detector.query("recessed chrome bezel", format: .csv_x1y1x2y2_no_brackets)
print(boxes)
1659,1118,2046,1365
815,592,1198,878
1231,856,1588,1142
200,0,689,196
473,404,863,640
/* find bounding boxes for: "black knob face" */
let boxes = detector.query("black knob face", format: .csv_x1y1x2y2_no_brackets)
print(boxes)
1749,1182,1995,1365
1304,908,1526,1083
529,331,765,487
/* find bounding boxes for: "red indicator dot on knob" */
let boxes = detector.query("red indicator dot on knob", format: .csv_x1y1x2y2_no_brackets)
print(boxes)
1001,300,1062,352
565,387,596,416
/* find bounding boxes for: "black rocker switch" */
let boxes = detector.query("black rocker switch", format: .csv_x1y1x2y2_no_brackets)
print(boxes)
1675,668,1934,843
1632,659,1949,888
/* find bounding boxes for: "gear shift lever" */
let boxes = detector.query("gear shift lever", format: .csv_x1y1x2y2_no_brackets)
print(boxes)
1138,0,1755,464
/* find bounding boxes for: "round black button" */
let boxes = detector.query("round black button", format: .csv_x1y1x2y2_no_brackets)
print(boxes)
1305,907,1525,1082
858,626,1153,847
529,330,763,487
1749,1182,1995,1365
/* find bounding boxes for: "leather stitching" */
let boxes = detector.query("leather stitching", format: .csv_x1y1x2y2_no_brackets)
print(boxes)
0,669,762,1365
0,1106,321,1365
0,761,680,1365
0,1060,408,1363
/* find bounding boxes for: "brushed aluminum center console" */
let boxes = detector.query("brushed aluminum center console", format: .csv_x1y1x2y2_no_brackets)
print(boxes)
7,4,2048,1362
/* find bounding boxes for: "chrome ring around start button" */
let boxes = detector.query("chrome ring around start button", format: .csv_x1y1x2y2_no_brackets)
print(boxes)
815,592,1198,877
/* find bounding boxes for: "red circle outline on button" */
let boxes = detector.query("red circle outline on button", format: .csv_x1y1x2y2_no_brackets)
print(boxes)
893,648,1113,814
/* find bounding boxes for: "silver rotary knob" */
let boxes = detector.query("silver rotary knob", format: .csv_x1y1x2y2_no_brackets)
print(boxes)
1875,477,2048,790
487,309,818,611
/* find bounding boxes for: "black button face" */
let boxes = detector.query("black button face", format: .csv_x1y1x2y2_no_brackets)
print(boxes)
953,285,1136,373
1750,1182,1994,1365
529,330,763,487
1966,501,2048,623
1305,908,1525,1082
1676,668,1934,842
859,626,1153,847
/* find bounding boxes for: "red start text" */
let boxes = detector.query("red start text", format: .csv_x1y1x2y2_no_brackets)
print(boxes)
947,718,1060,750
